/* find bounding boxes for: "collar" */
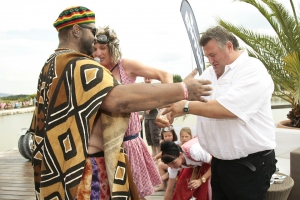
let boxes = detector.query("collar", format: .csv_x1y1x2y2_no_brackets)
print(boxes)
226,50,248,69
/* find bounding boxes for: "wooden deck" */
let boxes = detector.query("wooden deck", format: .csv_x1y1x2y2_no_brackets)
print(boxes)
0,148,35,200
0,148,164,200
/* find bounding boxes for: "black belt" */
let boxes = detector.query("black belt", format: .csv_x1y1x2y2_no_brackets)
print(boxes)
87,151,104,157
123,133,139,141
245,149,273,159
217,149,273,172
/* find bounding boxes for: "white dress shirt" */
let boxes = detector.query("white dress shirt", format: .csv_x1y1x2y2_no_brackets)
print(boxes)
197,50,276,160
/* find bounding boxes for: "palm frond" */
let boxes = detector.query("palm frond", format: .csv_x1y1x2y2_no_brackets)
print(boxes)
219,0,300,124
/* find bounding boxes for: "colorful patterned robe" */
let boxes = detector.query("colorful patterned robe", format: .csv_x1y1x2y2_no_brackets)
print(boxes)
29,50,136,199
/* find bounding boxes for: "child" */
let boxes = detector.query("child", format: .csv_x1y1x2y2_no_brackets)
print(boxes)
154,125,178,191
161,139,212,200
159,125,178,144
154,127,193,192
179,127,193,146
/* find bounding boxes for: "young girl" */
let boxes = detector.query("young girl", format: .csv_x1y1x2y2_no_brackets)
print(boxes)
161,139,212,200
153,126,178,191
160,125,178,144
154,127,193,191
179,127,193,146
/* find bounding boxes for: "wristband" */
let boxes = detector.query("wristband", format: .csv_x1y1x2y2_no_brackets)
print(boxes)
181,82,188,100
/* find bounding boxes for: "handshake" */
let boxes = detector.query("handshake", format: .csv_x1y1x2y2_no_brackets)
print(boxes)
155,69,212,128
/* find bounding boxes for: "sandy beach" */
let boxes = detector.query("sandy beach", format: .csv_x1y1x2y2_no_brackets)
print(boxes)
0,106,35,116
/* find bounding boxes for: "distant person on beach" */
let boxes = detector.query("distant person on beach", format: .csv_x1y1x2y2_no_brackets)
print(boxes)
92,25,173,199
156,26,276,199
141,78,161,158
29,6,213,200
160,139,212,200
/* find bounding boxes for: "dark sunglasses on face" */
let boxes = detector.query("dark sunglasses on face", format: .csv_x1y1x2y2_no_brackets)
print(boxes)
96,34,109,44
78,24,97,37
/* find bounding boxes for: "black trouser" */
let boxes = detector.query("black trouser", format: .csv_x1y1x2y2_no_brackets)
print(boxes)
211,150,276,200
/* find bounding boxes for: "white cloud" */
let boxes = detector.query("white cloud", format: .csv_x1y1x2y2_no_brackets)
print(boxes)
0,0,293,94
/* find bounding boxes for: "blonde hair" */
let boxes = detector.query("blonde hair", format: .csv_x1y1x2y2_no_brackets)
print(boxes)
95,26,122,64
180,127,192,138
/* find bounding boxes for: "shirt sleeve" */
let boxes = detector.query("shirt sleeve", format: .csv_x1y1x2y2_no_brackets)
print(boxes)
190,143,211,163
168,167,180,179
217,57,274,124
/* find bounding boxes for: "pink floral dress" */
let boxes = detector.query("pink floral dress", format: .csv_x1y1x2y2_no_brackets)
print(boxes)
118,59,162,198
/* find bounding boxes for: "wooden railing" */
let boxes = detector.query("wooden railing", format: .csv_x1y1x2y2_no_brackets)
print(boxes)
271,104,293,109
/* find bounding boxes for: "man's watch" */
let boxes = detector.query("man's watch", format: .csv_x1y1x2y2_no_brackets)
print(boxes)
183,101,190,114
201,177,206,183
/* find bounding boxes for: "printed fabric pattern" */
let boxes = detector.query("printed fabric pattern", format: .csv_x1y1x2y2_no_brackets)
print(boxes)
30,50,133,199
77,156,110,200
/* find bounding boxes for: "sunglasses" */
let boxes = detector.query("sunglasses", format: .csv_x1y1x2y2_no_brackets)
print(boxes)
78,24,97,37
96,34,109,44
162,125,174,132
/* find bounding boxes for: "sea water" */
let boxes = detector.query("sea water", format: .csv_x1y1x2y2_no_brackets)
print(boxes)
0,112,33,153
0,100,290,153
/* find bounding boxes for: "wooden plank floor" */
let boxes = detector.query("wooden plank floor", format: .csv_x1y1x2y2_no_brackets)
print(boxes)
0,148,35,200
0,149,164,200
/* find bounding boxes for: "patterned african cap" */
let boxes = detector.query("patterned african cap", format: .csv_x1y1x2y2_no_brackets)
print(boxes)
53,6,95,31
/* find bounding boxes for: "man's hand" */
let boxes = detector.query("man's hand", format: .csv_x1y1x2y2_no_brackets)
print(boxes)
155,107,178,128
183,69,212,101
158,100,186,125
155,108,172,128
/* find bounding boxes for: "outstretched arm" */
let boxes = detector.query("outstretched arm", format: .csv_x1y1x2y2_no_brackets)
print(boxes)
101,70,212,113
153,152,162,161
165,99,236,119
122,58,173,83
155,99,237,127
164,177,176,200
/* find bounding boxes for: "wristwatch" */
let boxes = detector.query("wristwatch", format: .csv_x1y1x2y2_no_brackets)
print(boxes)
183,101,190,114
201,177,206,183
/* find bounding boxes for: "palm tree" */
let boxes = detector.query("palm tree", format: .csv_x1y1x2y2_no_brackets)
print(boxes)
217,0,300,127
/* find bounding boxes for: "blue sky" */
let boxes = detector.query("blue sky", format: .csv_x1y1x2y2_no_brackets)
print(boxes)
0,0,289,94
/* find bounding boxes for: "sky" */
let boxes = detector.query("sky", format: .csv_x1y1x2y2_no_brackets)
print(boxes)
0,0,290,95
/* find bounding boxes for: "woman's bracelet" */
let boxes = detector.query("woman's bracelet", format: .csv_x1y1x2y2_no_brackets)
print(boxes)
181,82,188,100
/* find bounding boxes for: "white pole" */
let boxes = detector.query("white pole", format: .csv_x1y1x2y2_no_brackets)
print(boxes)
191,49,193,70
